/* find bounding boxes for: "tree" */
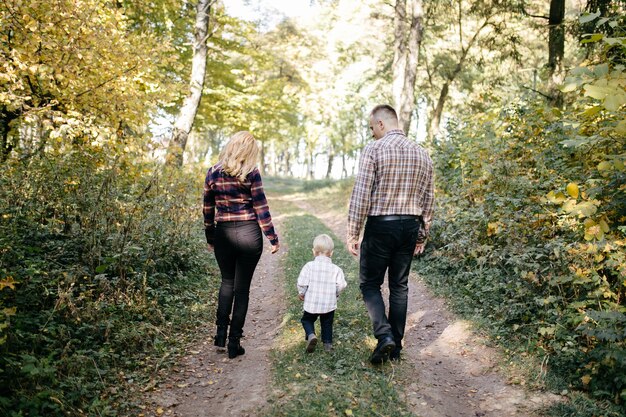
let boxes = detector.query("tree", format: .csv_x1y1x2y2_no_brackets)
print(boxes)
548,0,565,106
166,0,214,167
420,1,524,139
392,0,424,134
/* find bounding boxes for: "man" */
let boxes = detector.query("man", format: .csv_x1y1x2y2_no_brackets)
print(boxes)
347,104,434,364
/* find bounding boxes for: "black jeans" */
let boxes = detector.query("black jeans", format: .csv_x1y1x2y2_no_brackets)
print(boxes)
359,216,420,347
301,310,335,343
214,220,263,339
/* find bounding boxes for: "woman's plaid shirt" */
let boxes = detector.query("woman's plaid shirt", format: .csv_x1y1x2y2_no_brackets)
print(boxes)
203,163,278,245
347,129,435,243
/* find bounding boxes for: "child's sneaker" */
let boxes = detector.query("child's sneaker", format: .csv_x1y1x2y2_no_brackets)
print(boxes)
324,342,333,352
306,334,318,353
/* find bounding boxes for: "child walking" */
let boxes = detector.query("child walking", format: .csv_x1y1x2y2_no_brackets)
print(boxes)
297,234,347,353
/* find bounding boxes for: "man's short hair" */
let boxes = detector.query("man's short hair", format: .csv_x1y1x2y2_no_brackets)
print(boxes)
313,234,334,255
370,104,398,122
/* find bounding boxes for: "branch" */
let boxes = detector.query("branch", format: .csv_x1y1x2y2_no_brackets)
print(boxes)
522,85,553,100
520,4,549,20
75,65,138,98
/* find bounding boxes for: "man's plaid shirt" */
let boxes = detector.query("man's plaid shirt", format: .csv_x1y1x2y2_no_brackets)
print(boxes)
203,163,278,245
347,129,435,243
297,255,347,314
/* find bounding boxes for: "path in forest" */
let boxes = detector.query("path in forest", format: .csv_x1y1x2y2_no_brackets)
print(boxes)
290,194,561,417
143,213,287,417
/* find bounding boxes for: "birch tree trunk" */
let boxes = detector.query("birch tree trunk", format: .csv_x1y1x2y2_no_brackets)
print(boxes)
166,0,212,167
392,0,424,134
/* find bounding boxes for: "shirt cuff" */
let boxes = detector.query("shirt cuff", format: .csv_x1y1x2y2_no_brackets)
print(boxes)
205,226,215,244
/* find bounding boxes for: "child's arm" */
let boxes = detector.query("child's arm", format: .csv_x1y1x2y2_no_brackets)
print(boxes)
336,269,347,296
297,263,310,300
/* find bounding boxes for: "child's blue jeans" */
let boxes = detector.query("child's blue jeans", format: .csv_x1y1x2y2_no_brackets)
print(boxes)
301,310,335,343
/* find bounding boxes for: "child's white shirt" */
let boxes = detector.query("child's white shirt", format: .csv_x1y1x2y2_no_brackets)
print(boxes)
297,255,347,314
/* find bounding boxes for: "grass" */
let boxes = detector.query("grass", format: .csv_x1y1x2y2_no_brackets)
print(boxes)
261,195,415,417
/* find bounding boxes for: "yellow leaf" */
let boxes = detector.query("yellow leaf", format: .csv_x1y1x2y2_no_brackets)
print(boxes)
599,219,610,233
0,277,18,291
156,407,164,415
345,410,353,416
295,373,301,378
581,375,592,385
583,218,596,229
597,161,612,171
566,183,579,199
2,307,16,317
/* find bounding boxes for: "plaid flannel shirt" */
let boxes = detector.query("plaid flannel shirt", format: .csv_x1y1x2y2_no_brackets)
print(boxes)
203,163,278,246
347,129,435,243
297,255,347,314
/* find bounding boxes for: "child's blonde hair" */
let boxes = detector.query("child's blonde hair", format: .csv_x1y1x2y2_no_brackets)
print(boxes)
313,234,334,256
219,131,260,181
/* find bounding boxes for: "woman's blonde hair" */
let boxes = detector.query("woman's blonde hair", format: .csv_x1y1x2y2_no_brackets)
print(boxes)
219,131,260,181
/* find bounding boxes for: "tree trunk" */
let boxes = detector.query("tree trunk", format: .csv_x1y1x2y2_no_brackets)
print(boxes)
427,15,491,139
166,0,212,167
429,82,449,139
548,0,565,107
392,0,424,134
0,107,19,163
326,149,334,179
260,140,266,175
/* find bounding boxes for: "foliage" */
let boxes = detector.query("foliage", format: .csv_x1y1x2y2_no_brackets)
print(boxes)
0,135,218,415
0,3,220,414
423,12,625,411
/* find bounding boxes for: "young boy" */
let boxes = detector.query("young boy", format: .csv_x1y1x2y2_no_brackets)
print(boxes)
297,234,347,353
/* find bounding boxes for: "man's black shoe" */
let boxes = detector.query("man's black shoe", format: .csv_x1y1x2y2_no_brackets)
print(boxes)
370,336,396,364
389,347,402,362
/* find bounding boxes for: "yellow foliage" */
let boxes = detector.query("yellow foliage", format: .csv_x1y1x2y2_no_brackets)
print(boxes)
566,182,579,199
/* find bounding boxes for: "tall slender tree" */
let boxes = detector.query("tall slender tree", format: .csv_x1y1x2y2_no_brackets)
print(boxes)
392,0,424,134
166,0,214,167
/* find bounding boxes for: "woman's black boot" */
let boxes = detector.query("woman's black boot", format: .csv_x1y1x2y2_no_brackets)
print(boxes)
227,337,245,359
214,326,227,349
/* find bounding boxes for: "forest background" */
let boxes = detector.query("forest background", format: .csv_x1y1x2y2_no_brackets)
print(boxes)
0,0,624,416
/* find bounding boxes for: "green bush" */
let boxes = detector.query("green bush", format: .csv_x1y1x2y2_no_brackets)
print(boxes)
0,139,218,416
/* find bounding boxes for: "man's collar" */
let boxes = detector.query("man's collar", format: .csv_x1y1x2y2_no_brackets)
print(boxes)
383,129,405,137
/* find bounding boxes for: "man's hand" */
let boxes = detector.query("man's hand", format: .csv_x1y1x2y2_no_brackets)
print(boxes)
298,294,304,301
414,242,426,256
207,243,214,253
347,238,359,256
271,243,280,254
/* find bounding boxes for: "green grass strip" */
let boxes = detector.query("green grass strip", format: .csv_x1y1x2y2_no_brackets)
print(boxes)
262,198,414,417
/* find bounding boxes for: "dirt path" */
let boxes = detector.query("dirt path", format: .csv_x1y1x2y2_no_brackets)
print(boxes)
143,220,286,417
289,195,560,417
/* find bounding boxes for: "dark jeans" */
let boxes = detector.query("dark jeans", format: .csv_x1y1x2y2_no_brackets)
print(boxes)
301,310,335,343
359,216,421,347
214,220,263,339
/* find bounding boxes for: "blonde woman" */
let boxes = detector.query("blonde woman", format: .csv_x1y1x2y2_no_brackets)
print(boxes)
203,131,280,359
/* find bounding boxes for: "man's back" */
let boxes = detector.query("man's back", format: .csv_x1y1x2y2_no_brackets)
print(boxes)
347,129,434,241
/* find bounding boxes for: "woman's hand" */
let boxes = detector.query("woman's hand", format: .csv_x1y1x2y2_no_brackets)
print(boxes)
271,243,280,254
207,243,214,253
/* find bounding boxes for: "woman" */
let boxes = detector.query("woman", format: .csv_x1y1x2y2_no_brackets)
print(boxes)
203,131,280,359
